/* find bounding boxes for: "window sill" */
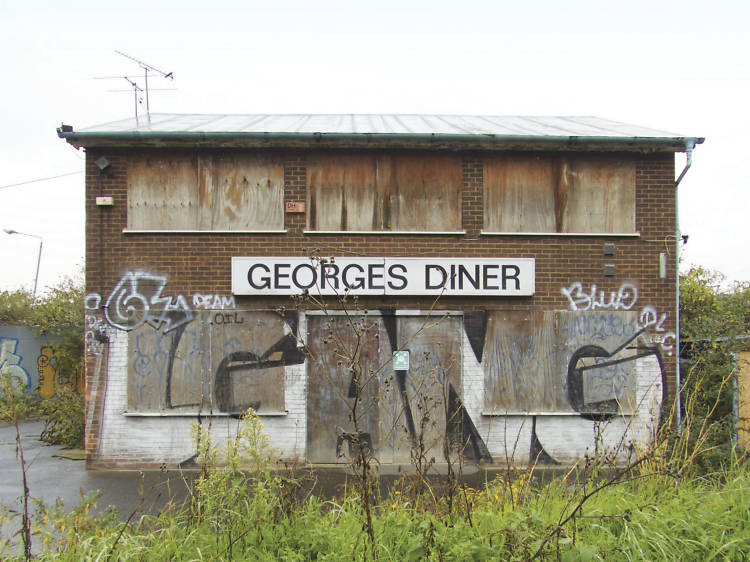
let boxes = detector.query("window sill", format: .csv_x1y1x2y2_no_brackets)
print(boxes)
122,411,288,417
480,231,640,237
481,411,634,417
122,229,288,234
303,230,466,235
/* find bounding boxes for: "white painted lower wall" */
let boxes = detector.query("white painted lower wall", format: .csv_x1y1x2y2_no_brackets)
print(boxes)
90,314,664,468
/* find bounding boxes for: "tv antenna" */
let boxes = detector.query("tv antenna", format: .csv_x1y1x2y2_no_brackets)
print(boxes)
96,50,175,126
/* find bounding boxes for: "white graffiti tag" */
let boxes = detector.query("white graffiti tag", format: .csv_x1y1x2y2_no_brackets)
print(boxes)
192,293,236,310
104,272,193,333
562,281,676,356
561,282,638,311
639,305,676,356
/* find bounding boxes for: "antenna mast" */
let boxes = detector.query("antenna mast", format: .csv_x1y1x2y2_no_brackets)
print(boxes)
114,50,174,124
122,77,144,126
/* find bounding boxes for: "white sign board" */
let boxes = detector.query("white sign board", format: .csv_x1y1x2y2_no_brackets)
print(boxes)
232,257,535,296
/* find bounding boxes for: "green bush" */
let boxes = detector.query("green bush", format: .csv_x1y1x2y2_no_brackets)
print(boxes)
39,387,84,449
679,266,750,471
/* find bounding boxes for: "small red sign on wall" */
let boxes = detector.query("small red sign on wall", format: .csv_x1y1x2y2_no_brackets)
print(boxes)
285,201,306,213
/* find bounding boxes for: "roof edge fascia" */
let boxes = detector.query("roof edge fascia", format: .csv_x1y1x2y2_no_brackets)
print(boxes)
58,130,705,153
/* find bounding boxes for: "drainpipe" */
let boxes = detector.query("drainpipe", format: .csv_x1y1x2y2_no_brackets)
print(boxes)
674,141,696,432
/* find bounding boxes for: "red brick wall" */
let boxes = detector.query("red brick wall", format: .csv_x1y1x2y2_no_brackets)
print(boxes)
83,148,677,461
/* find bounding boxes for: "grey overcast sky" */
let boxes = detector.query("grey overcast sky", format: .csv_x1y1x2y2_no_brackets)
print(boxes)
0,0,747,293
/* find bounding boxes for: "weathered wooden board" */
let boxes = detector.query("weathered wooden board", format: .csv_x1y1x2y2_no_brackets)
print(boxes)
307,154,461,231
198,155,284,230
305,314,463,464
209,310,286,414
564,157,635,233
306,315,387,463
127,311,287,414
482,155,635,233
128,154,283,230
737,352,750,451
483,311,639,415
307,154,380,230
483,311,561,413
390,155,462,231
388,315,462,463
484,155,556,232
128,322,204,412
128,156,200,230
559,311,640,414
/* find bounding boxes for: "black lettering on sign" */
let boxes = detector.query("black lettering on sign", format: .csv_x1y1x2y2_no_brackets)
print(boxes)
321,263,339,290
292,263,317,289
274,263,291,289
387,263,407,291
483,264,499,290
502,265,521,290
426,264,447,289
342,263,365,290
248,264,271,289
458,264,480,290
368,263,385,290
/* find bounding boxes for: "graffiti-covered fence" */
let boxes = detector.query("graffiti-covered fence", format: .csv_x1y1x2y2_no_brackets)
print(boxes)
0,325,81,397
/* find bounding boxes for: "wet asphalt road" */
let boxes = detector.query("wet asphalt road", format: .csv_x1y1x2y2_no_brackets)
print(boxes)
0,421,193,522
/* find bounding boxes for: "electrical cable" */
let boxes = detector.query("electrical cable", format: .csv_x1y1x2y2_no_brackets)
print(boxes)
0,171,82,190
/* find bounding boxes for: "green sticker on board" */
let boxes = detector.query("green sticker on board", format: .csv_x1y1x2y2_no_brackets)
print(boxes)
393,350,410,370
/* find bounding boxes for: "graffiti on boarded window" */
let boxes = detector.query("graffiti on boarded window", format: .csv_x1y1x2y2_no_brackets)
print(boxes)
127,310,305,414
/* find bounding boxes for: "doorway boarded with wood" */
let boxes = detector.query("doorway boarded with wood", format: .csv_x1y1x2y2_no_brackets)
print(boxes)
306,312,490,464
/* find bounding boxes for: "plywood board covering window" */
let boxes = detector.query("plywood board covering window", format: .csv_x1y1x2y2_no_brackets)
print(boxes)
127,154,284,230
483,310,639,415
484,155,635,233
127,310,296,414
307,154,462,231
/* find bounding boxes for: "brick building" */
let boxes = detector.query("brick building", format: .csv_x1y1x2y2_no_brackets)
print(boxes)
58,114,702,469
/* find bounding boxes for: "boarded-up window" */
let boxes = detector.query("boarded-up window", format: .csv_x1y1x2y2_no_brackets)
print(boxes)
127,310,304,414
307,154,462,231
484,156,635,233
483,310,641,415
127,154,284,230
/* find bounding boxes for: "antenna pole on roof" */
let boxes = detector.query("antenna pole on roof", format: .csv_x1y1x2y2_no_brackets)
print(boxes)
121,77,143,127
114,50,174,125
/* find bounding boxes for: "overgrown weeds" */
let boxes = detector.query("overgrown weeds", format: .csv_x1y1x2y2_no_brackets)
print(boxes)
0,383,84,449
1,404,747,561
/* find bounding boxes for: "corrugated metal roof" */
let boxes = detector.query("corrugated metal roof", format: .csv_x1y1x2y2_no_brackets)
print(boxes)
77,113,687,138
59,114,703,152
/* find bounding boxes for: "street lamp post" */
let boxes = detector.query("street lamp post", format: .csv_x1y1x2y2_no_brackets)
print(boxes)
4,229,43,299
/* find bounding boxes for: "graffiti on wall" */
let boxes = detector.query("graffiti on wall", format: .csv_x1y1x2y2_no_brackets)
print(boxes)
104,272,193,332
85,271,304,415
84,300,112,357
85,268,667,467
470,281,670,465
192,294,236,310
0,337,31,394
306,313,493,465
305,300,665,466
38,345,58,398
85,273,242,338
125,310,305,414
561,282,638,311
561,282,676,356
